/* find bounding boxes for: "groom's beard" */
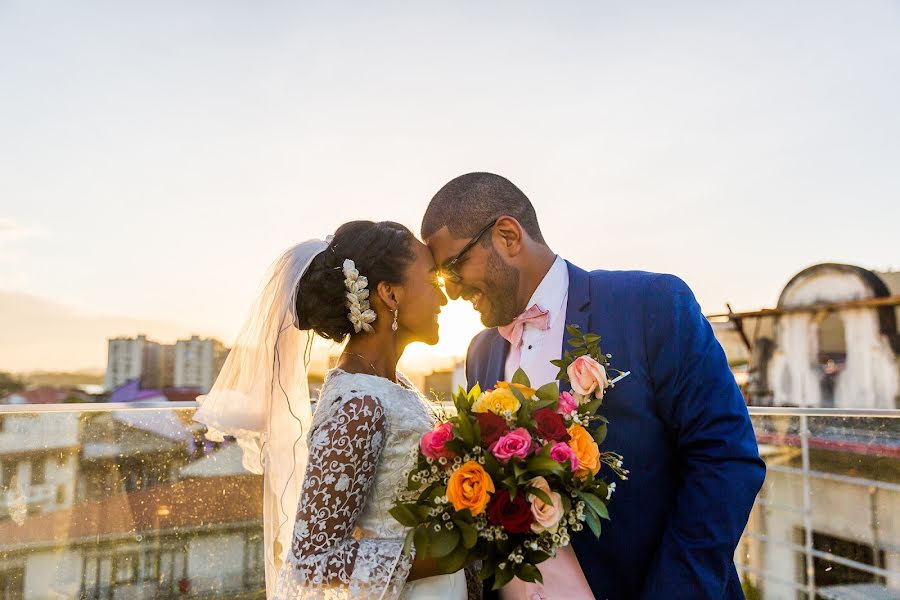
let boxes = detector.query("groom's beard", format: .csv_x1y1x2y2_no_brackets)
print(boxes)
481,249,520,328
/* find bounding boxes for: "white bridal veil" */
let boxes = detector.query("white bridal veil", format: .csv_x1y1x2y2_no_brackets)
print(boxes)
193,239,329,597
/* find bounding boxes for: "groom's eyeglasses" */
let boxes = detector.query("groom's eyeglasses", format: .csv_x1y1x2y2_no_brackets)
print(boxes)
439,219,497,285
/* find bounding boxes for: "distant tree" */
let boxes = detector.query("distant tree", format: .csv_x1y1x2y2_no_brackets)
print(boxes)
0,371,25,396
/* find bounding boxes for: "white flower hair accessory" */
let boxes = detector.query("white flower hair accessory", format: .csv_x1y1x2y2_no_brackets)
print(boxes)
343,259,376,333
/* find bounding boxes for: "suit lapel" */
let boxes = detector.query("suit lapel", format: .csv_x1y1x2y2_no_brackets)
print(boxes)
560,261,592,394
483,332,509,389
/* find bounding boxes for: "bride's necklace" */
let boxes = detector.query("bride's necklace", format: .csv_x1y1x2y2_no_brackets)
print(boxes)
342,351,398,384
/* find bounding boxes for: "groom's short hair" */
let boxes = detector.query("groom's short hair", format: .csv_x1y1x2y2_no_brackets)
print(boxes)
421,172,545,244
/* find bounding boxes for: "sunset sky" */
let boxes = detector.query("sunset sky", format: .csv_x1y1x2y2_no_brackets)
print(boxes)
1,1,898,372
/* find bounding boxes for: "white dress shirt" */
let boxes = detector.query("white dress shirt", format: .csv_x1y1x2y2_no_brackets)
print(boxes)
504,256,569,386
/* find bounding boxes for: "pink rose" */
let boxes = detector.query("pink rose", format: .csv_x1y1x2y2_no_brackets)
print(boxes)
557,391,578,414
491,428,534,463
527,476,564,533
420,422,455,460
567,356,610,399
549,441,579,471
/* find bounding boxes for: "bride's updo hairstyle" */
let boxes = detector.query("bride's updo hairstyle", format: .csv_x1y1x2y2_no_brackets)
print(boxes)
294,221,417,341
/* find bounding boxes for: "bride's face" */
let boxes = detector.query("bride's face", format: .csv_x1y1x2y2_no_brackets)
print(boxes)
395,241,448,345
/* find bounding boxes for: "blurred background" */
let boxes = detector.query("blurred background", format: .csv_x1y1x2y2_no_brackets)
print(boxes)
1,1,898,598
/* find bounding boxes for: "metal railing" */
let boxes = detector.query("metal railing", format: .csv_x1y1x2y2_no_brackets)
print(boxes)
1,402,899,599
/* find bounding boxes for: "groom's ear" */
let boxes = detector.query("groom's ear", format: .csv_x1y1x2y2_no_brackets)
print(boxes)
494,216,524,258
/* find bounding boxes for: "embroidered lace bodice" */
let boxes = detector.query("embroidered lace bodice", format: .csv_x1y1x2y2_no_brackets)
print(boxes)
274,369,439,599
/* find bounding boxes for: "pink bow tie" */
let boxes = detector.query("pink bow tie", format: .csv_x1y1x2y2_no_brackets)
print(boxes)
498,304,550,348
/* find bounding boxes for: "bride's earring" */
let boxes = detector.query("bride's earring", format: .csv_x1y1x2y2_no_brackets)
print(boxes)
392,308,399,332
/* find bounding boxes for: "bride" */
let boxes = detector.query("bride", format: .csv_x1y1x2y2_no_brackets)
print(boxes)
194,220,469,599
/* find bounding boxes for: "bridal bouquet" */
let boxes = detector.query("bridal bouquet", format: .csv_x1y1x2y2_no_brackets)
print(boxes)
390,325,630,588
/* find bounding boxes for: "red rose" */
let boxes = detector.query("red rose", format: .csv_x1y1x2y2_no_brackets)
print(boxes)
487,489,534,534
532,408,570,443
476,411,509,448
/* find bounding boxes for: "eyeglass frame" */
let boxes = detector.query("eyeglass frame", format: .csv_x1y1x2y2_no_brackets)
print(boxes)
439,219,497,284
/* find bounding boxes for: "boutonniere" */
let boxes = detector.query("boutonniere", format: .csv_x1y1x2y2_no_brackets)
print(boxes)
551,325,630,406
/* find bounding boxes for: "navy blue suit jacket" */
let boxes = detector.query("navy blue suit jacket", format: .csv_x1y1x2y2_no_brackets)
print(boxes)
466,262,765,599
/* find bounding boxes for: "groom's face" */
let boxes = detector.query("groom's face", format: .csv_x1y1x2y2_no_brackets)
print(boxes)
426,227,520,328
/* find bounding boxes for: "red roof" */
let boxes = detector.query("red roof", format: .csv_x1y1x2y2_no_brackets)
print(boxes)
8,387,81,404
0,475,262,551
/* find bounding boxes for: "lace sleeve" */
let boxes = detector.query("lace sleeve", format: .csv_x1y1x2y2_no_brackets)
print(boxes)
274,394,413,600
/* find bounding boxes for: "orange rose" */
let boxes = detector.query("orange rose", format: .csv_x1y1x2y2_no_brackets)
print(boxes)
567,424,601,479
446,460,495,516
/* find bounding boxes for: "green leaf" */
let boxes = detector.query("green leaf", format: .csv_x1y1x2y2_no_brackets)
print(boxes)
590,423,608,445
511,368,531,387
535,382,559,404
515,563,544,584
578,491,610,520
454,413,476,446
531,397,558,412
482,453,502,478
512,461,527,480
439,542,471,574
508,385,528,405
402,528,416,555
585,509,602,538
584,334,601,344
525,486,553,506
579,397,602,416
389,504,423,527
525,549,552,565
479,560,495,581
430,527,461,559
454,507,474,523
569,338,585,348
566,324,582,337
455,519,478,549
525,456,566,476
501,476,518,496
414,525,431,556
493,566,515,590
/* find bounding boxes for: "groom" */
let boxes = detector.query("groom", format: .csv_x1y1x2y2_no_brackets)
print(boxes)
422,173,765,599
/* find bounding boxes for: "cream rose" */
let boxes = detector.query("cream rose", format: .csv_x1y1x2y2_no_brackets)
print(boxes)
527,476,564,533
567,355,610,400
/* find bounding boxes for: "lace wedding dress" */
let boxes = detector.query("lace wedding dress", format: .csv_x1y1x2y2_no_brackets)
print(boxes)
273,369,467,600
